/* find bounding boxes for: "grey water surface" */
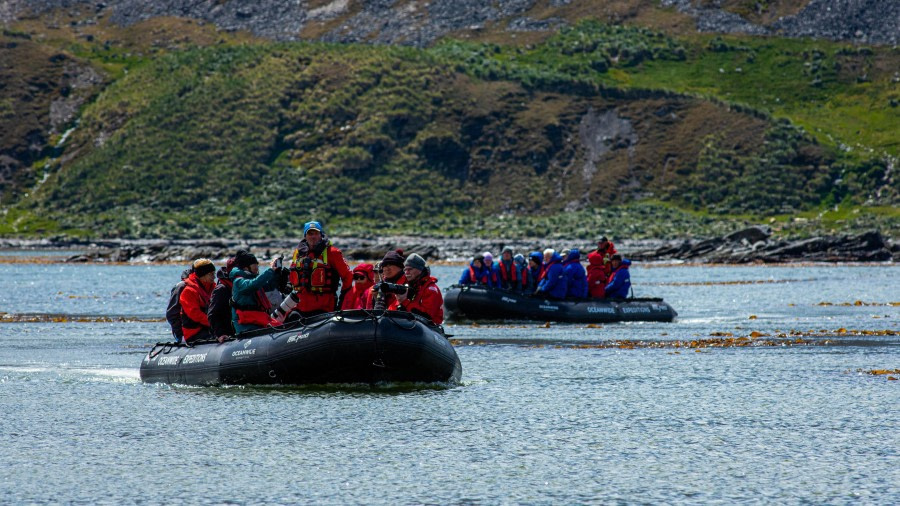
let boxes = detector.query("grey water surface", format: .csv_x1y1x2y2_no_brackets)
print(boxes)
0,262,897,503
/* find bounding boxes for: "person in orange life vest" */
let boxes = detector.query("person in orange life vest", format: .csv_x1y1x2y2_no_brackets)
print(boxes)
230,250,281,334
364,250,407,310
341,263,375,310
458,254,491,285
286,221,352,318
495,247,526,291
586,250,609,298
396,253,444,325
588,236,618,279
180,258,216,344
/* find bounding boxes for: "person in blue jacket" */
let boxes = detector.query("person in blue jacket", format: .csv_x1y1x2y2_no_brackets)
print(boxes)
513,253,529,293
604,254,632,299
459,255,492,286
535,252,567,299
562,248,588,299
526,251,542,292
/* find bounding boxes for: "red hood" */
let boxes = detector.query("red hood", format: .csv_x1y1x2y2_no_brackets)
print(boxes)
353,263,375,283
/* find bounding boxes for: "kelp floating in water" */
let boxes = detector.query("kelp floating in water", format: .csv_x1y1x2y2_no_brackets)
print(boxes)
449,327,899,350
647,279,815,286
851,369,900,381
0,312,164,323
817,301,900,307
449,335,814,350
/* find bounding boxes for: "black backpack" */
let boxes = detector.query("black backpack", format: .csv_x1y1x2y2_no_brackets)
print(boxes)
165,269,192,340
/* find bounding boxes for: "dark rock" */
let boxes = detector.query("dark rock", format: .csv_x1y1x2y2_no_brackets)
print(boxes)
724,225,771,244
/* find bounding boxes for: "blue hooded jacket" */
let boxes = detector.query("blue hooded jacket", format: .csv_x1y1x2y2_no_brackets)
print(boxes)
459,261,492,286
230,266,277,333
562,249,588,299
536,253,567,299
526,251,542,292
604,259,632,299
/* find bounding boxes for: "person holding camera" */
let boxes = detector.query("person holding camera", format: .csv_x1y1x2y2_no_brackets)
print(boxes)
395,253,444,325
364,249,407,310
230,250,282,333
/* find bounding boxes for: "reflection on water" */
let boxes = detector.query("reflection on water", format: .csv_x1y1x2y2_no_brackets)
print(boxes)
0,262,898,503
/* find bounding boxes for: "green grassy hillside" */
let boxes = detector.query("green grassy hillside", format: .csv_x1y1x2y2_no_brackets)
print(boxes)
1,17,897,239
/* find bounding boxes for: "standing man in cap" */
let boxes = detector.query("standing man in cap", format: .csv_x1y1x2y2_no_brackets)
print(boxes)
396,253,444,325
286,221,352,318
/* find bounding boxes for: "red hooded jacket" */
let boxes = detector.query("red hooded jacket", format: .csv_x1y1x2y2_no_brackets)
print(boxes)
586,252,609,298
399,275,444,325
180,272,214,341
341,263,375,310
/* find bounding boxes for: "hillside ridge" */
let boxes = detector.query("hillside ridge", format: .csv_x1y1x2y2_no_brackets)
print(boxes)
4,0,898,46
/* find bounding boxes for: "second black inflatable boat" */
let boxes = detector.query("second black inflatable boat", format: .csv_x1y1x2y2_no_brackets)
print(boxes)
444,284,677,323
140,310,461,386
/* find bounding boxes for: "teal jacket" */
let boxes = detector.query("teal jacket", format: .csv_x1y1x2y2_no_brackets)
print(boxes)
230,267,277,334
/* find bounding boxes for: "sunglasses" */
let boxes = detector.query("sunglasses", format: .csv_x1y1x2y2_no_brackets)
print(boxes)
353,274,366,280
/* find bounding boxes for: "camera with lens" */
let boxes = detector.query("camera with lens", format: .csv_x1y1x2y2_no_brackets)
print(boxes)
374,282,408,295
372,282,408,311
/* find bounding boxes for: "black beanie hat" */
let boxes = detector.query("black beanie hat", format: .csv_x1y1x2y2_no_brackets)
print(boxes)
192,259,215,278
381,249,405,269
235,250,258,269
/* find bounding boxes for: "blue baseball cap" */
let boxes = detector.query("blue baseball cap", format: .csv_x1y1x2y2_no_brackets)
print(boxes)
303,221,323,236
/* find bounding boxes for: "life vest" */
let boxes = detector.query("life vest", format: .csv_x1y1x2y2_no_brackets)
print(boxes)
498,261,527,289
289,243,339,295
539,260,559,281
467,265,489,284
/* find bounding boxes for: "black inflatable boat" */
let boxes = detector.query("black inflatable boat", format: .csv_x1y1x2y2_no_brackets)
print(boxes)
140,310,461,386
444,284,677,323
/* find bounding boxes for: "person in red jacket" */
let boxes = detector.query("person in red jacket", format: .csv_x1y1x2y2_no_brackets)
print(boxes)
180,258,216,344
396,253,443,325
287,221,353,317
586,250,608,298
587,236,618,280
341,263,375,310
364,249,407,310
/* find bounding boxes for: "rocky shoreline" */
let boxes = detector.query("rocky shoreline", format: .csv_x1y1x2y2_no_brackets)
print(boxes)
0,227,896,264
